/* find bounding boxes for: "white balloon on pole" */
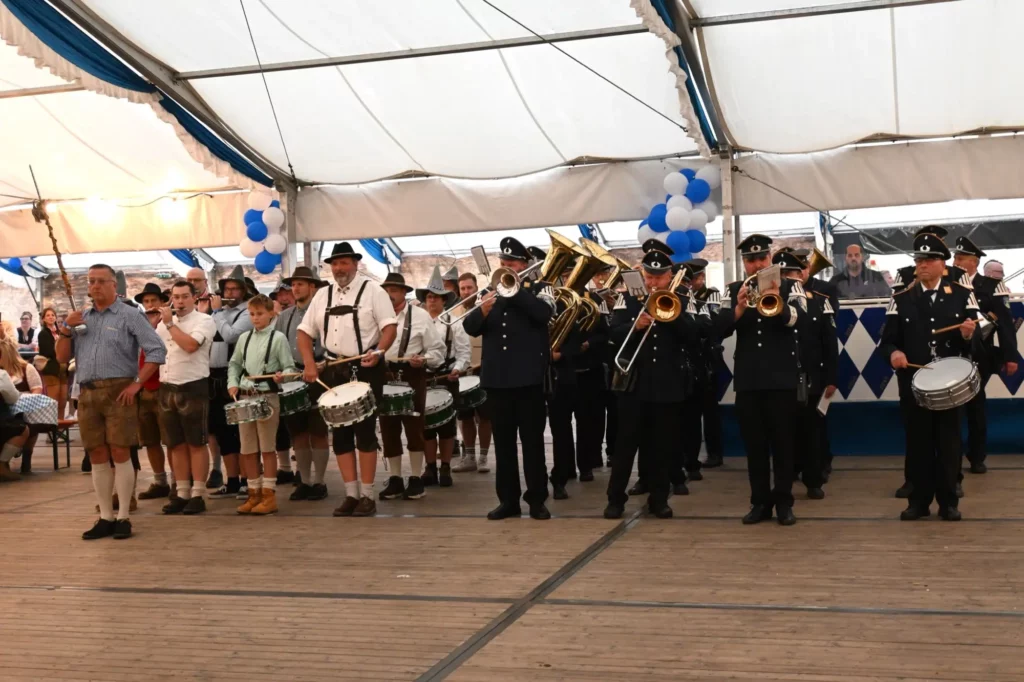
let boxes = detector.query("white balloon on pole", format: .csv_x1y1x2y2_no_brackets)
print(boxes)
262,206,285,231
240,237,263,258
688,209,710,229
247,191,273,211
663,171,689,197
666,195,692,213
264,233,287,255
665,206,690,230
695,165,721,190
694,200,718,221
637,224,657,245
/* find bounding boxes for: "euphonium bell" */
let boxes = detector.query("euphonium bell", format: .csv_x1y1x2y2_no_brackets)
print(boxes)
805,247,834,279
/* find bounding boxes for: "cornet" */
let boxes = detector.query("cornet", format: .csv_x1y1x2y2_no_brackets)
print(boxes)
740,264,784,317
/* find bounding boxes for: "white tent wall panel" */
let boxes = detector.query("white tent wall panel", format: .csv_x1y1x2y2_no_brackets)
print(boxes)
0,40,66,90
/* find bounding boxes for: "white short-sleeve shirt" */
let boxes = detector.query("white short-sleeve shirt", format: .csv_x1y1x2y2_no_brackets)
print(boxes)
298,274,397,357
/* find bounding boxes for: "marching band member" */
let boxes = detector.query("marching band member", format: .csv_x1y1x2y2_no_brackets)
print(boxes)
774,250,837,499
277,266,331,501
952,236,1017,477
689,261,726,469
571,268,611,482
441,266,461,309
421,268,471,487
675,258,712,489
591,268,620,469
880,232,979,521
453,272,492,474
605,248,697,520
298,242,397,517
156,280,217,514
716,235,803,526
377,272,445,501
133,284,172,504
464,236,553,520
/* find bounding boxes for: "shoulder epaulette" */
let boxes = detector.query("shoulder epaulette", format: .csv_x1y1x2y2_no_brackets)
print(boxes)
995,280,1011,296
613,293,626,311
823,299,835,315
885,297,898,315
967,292,980,311
955,273,974,290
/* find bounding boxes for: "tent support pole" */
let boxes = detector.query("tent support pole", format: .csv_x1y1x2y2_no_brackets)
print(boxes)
280,186,299,278
720,149,738,282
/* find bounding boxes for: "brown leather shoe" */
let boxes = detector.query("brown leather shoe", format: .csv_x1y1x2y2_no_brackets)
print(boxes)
251,487,278,515
138,482,170,500
236,488,262,514
333,496,359,517
352,496,377,517
0,462,20,482
129,495,138,512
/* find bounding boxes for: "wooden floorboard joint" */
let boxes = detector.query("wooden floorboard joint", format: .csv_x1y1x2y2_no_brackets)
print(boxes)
415,511,644,682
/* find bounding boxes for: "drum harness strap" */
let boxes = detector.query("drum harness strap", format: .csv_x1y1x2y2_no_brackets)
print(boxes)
240,328,278,394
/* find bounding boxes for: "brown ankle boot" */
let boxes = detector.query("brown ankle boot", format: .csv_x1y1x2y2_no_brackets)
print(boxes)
0,461,20,482
251,487,278,515
236,488,262,514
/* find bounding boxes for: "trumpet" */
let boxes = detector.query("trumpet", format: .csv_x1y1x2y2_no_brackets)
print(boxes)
740,273,783,317
613,268,686,375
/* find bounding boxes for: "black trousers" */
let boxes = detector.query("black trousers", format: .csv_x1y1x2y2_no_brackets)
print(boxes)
795,392,824,489
734,390,797,508
602,382,618,464
683,386,704,475
575,369,606,471
490,385,548,507
607,396,676,510
701,380,723,458
963,369,991,468
902,398,961,510
547,382,578,487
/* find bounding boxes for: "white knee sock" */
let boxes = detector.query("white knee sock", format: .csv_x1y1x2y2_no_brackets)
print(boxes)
359,480,373,498
114,463,135,520
262,475,275,491
344,480,358,499
92,462,115,521
409,451,425,478
312,448,330,485
191,482,206,500
277,451,290,470
294,448,313,482
177,480,192,500
387,456,402,478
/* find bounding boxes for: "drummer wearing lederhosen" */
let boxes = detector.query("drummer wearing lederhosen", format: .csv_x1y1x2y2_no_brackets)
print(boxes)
420,266,472,488
276,266,329,502
377,272,445,502
880,232,980,522
297,242,397,517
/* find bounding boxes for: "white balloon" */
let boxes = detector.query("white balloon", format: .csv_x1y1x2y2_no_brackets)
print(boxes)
262,206,285,231
694,200,718,221
666,195,692,213
264,233,287,255
663,171,688,197
247,191,273,211
240,237,263,258
691,223,708,236
688,209,710,229
695,165,721,190
665,206,690,230
653,230,671,244
637,225,657,245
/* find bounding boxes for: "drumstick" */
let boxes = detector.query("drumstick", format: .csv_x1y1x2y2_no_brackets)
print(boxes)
932,323,965,335
325,353,369,366
906,363,933,370
248,371,302,380
317,379,333,392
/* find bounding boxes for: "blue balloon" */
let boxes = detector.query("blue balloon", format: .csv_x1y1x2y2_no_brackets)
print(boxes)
268,251,282,265
684,178,711,204
254,250,278,274
671,251,693,264
681,168,697,181
666,230,691,254
7,257,22,270
269,199,280,208
686,229,707,252
243,208,263,225
648,204,669,232
246,220,268,242
639,219,648,228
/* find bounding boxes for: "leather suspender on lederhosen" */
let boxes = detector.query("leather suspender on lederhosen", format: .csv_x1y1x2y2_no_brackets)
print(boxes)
239,329,278,393
397,305,413,358
324,280,371,356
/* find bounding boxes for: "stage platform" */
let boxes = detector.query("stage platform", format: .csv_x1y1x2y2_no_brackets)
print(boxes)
1,435,1022,681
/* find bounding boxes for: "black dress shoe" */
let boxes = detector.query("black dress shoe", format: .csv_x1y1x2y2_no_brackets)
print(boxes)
487,504,522,520
776,506,796,526
672,481,690,496
822,471,831,484
439,463,453,487
628,481,648,496
956,482,965,498
290,483,313,501
895,482,913,499
162,497,188,515
81,456,92,474
704,454,724,468
968,462,987,474
900,505,931,521
308,483,328,501
182,496,206,515
603,504,624,519
687,469,703,482
378,476,406,500
649,504,673,519
938,506,962,521
553,484,568,500
276,471,294,485
742,504,772,525
422,464,439,487
112,519,132,540
529,504,551,520
82,518,115,540
579,470,594,482
807,487,825,500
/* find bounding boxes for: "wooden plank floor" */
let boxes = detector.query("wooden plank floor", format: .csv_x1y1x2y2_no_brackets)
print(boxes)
2,430,1023,681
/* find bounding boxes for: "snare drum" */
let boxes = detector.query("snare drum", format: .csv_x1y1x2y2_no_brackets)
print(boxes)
318,382,376,427
278,381,311,416
911,356,980,411
424,388,455,431
225,397,272,425
458,376,487,409
380,383,416,417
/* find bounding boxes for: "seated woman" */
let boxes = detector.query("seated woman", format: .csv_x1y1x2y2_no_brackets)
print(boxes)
0,331,43,474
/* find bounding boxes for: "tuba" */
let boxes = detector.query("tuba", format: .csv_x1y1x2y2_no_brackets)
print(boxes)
805,247,834,279
544,232,606,352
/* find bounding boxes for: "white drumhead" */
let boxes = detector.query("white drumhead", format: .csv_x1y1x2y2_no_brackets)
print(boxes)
425,388,453,411
319,382,371,406
280,381,306,394
236,397,267,408
384,383,413,396
914,357,973,391
458,376,480,393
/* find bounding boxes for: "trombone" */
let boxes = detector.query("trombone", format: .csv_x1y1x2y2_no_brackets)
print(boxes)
440,259,545,327
613,268,686,374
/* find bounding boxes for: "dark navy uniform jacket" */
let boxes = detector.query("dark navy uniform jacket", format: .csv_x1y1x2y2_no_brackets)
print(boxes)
464,284,552,389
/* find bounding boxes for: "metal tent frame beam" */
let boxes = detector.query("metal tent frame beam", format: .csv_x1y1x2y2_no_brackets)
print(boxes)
691,0,962,27
663,1,724,149
0,84,85,100
48,0,295,189
176,25,649,80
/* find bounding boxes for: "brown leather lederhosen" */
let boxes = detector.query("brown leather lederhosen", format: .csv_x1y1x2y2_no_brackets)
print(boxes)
380,306,426,456
424,323,458,440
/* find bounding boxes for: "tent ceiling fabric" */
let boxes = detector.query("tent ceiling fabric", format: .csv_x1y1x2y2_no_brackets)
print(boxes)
696,0,1024,152
82,0,697,183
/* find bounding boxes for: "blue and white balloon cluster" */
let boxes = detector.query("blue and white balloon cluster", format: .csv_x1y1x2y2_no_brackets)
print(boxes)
239,190,287,274
637,165,721,263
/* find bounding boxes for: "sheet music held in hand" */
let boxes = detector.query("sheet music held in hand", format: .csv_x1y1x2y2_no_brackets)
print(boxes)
816,392,832,417
757,264,782,293
620,270,647,298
